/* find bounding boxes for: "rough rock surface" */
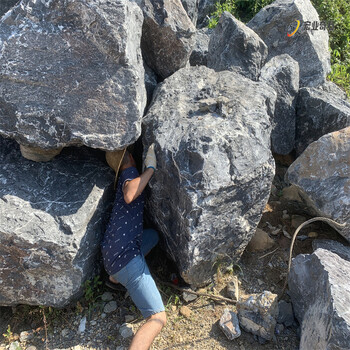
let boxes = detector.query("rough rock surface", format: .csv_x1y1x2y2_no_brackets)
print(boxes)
0,0,18,17
0,0,146,151
289,248,350,350
208,12,268,81
248,0,330,87
140,0,196,79
219,309,241,340
189,28,212,66
295,85,350,155
143,66,276,286
180,0,198,25
260,54,299,155
286,127,350,242
0,137,114,307
237,291,279,341
312,239,350,262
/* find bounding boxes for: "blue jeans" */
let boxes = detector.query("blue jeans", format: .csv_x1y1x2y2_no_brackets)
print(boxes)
111,229,165,318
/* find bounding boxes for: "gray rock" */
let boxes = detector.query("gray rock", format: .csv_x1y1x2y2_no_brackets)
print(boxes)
180,0,199,25
182,289,197,302
101,292,114,302
289,248,350,350
248,0,330,87
119,323,133,338
259,54,299,155
295,85,350,155
237,291,279,341
0,0,18,17
0,137,114,307
143,66,276,286
277,300,294,327
196,0,216,28
140,0,196,79
208,12,268,81
312,239,350,263
286,127,350,242
0,0,146,151
104,301,117,314
219,308,241,340
189,28,212,66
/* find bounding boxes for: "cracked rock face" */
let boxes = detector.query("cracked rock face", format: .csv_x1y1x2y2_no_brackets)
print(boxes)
143,66,276,286
259,54,299,155
140,0,196,79
248,0,330,87
208,11,268,81
0,137,114,307
0,0,146,151
289,247,350,350
295,85,350,155
286,127,350,242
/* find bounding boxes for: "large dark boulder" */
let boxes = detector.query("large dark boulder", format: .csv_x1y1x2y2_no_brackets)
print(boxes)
140,0,196,79
248,0,330,87
0,0,146,152
286,127,350,242
295,85,350,155
289,246,350,350
143,66,276,286
208,12,268,81
259,54,299,155
0,137,114,307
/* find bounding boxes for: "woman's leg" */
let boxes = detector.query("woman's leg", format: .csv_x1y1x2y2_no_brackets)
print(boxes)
141,228,159,256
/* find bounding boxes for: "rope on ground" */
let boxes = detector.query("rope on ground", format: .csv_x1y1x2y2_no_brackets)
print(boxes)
279,216,346,299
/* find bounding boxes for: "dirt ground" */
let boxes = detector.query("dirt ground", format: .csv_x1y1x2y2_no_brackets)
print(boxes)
0,156,346,350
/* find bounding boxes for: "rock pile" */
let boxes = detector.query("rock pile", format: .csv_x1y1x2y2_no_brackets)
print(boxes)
0,7,349,346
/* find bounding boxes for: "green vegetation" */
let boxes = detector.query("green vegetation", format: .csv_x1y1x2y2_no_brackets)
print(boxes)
208,0,350,97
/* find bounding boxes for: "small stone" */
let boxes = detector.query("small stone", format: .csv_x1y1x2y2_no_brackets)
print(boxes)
78,316,86,334
282,228,292,239
282,186,302,202
282,213,290,220
270,227,281,236
308,231,318,238
180,305,192,318
226,276,240,301
119,323,133,338
9,342,21,350
26,346,37,350
101,292,114,302
219,308,241,340
19,330,33,342
237,290,278,341
257,279,264,286
246,228,275,252
296,235,308,241
171,305,177,312
291,215,306,229
240,345,245,350
61,328,70,337
90,320,97,326
182,289,197,302
101,313,107,319
124,314,135,323
116,346,125,350
104,301,117,314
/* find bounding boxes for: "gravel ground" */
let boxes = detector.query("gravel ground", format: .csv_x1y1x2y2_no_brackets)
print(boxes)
1,157,346,350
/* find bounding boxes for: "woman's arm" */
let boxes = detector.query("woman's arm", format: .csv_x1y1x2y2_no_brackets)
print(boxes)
123,168,155,204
